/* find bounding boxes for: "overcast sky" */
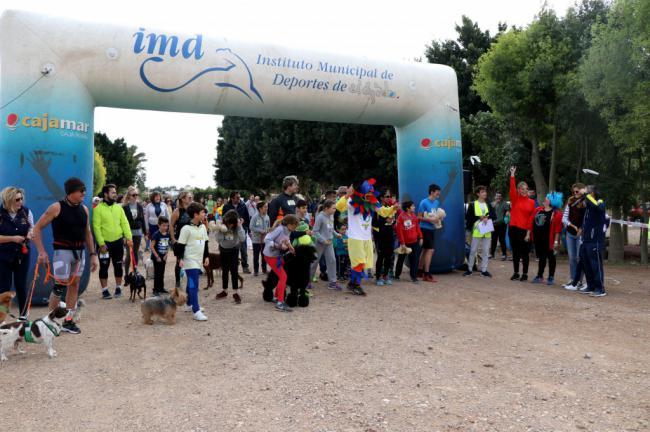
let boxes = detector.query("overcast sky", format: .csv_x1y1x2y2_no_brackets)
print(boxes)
2,0,577,188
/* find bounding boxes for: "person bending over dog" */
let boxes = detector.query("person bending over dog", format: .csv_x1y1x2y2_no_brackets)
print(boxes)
33,178,99,335
263,215,299,312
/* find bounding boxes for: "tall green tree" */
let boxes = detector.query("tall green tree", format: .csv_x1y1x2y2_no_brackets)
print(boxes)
94,132,147,191
579,0,650,262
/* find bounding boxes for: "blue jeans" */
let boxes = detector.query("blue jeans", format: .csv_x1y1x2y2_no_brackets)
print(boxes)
185,269,201,313
566,232,582,283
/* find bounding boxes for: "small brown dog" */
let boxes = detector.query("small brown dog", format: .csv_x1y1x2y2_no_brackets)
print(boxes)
140,287,187,325
204,252,243,289
0,292,16,324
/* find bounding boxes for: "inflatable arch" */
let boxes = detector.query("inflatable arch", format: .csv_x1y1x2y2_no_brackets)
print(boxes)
0,10,464,301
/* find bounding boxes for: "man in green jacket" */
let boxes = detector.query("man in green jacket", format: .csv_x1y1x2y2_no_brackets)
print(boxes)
93,184,133,299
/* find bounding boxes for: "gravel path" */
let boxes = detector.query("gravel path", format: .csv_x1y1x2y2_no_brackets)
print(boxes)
3,256,649,432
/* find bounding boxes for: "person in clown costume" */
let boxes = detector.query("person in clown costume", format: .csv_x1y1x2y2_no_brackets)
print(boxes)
336,179,398,295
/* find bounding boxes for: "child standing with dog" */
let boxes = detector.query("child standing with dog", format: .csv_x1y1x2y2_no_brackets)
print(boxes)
176,203,210,321
215,209,246,304
395,201,423,283
150,216,171,296
250,201,270,277
264,214,299,312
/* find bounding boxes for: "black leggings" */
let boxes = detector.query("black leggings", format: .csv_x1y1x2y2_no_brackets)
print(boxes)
375,250,393,278
0,256,29,316
99,239,124,279
508,226,530,275
220,246,239,290
252,243,267,273
535,241,556,278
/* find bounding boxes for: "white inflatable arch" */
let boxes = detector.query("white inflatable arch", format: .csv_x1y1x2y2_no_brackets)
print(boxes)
0,10,464,299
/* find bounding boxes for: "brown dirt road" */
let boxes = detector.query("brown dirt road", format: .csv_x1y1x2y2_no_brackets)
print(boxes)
2,257,649,432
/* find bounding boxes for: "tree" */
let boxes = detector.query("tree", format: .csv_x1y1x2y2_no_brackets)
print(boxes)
94,132,147,191
579,0,650,263
93,151,106,196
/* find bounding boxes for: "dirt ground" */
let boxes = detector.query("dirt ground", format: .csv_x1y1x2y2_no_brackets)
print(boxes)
2,252,649,432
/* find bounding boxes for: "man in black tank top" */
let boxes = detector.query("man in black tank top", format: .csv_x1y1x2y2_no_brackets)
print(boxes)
33,178,98,335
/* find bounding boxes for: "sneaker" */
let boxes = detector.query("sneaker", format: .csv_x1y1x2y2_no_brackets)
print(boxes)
417,270,424,279
411,278,419,284
579,286,594,294
546,277,555,285
564,283,578,291
61,320,81,334
328,282,342,291
215,290,228,299
519,274,528,282
501,255,507,261
312,275,319,283
352,286,366,296
510,273,520,281
376,279,385,286
254,272,259,277
18,315,28,322
193,310,208,321
242,268,251,274
462,270,473,277
385,278,393,286
576,282,587,290
159,288,169,295
589,290,607,297
275,302,293,312
114,288,122,298
233,293,242,304
183,304,193,312
101,290,112,300
481,271,492,278
531,276,543,284
393,276,401,281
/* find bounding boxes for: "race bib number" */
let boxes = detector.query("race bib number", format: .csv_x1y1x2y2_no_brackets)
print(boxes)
287,200,296,206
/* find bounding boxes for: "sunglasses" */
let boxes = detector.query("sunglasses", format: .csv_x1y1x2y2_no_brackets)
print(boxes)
15,197,23,202
131,194,139,197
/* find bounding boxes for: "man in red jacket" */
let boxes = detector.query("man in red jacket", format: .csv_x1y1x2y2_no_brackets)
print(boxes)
508,166,536,281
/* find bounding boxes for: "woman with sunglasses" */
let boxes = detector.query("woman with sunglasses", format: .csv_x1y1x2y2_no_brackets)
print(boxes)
562,183,587,290
0,186,34,320
123,186,146,273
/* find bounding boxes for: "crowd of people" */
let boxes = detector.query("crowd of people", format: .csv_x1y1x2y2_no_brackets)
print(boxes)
0,167,610,329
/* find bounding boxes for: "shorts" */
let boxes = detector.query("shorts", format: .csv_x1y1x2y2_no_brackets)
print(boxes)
348,238,374,269
422,228,436,250
52,249,85,280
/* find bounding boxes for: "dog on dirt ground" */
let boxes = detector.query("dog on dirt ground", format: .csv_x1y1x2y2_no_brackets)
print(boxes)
0,306,67,361
125,268,147,302
262,244,317,307
140,287,187,325
204,252,244,290
0,291,16,324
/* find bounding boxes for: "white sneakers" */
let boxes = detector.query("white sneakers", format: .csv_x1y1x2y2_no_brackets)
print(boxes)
193,310,208,321
563,282,578,291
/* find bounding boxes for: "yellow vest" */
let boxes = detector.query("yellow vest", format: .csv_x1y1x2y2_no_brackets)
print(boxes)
472,201,491,239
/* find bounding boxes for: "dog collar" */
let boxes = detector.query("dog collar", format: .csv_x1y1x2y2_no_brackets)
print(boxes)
44,321,60,337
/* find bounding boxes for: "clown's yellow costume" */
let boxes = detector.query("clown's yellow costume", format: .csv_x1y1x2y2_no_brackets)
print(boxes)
336,179,396,295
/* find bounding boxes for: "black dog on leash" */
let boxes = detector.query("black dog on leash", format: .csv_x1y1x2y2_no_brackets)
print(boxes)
262,244,317,307
125,268,147,302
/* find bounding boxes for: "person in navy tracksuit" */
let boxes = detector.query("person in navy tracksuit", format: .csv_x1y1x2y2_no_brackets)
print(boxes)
578,187,607,297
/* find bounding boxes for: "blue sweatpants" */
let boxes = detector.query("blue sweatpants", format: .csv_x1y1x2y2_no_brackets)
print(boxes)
580,242,604,292
185,269,201,313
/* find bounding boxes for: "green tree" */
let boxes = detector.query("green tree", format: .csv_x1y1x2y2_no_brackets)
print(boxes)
93,150,106,196
94,132,147,191
579,0,650,262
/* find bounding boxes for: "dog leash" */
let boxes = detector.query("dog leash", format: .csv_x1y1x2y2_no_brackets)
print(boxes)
23,259,81,318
